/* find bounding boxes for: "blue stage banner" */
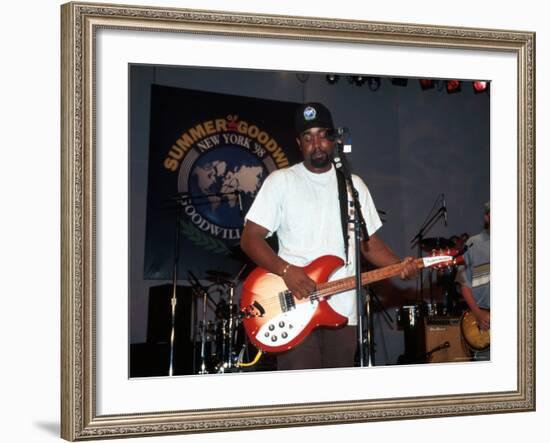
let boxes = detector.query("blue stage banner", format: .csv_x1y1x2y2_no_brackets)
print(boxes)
143,85,301,280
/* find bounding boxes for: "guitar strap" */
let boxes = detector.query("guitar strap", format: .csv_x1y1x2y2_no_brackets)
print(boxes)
335,168,350,264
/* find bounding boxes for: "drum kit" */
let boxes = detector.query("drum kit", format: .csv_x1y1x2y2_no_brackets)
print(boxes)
163,191,278,376
396,236,463,329
188,266,251,374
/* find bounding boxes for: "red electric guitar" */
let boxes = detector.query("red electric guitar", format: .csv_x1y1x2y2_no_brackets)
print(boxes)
240,250,463,354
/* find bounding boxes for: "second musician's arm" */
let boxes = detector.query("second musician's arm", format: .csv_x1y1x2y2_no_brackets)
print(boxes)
459,284,490,330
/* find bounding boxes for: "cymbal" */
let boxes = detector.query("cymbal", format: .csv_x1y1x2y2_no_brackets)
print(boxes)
421,237,453,251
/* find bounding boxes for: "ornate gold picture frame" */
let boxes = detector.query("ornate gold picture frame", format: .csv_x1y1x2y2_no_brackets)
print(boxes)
61,1,535,440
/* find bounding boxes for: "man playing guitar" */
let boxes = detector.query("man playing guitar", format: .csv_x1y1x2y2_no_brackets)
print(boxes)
240,102,418,370
456,202,491,359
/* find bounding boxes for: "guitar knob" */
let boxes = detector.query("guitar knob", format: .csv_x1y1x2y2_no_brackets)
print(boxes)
268,324,275,331
264,332,269,337
278,321,285,328
281,332,288,339
271,335,278,342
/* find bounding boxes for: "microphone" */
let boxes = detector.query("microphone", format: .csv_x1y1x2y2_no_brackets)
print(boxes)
329,127,349,143
337,127,352,153
442,193,448,227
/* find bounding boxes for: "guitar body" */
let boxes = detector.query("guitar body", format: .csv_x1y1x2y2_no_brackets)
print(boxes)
460,309,490,352
240,255,348,354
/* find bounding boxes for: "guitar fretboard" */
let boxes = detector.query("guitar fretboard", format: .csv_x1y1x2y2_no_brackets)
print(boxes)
312,258,425,299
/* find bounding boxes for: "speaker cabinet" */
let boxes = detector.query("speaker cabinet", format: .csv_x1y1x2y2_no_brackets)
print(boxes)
424,317,471,363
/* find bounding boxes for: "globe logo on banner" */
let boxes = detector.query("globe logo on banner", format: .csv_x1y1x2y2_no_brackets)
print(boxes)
189,146,265,229
163,115,290,251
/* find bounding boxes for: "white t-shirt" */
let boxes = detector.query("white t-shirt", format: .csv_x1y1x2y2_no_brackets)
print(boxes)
244,162,382,325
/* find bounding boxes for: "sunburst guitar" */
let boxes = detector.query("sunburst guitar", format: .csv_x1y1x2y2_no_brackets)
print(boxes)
460,309,490,352
240,250,463,354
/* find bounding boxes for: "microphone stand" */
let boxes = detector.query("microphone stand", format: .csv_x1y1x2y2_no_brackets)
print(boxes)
168,200,183,376
369,285,395,329
409,205,446,298
333,137,372,367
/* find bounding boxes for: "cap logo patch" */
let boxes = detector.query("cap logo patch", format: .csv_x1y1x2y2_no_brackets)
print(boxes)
303,106,317,121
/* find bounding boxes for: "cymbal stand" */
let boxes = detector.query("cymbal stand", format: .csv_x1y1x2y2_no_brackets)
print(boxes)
368,286,394,329
217,263,247,373
410,199,446,298
188,271,214,374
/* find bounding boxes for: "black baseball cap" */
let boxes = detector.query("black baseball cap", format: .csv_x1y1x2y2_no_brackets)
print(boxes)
294,102,334,136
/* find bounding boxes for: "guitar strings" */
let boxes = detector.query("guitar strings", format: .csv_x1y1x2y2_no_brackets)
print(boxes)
242,279,358,313
242,262,408,312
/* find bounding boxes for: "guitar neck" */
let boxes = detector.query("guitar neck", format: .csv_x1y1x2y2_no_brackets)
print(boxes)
314,258,425,299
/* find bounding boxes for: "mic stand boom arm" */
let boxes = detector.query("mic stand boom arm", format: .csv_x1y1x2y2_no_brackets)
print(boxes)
409,205,446,298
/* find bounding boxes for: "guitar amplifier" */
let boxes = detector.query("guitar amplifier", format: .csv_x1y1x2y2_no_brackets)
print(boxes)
424,317,471,363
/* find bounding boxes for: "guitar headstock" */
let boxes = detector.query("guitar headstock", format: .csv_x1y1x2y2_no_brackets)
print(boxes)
423,248,464,269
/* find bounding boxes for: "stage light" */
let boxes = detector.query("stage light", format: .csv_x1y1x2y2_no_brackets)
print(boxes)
473,80,489,93
353,75,366,86
345,76,367,86
391,78,408,87
367,77,381,91
326,74,339,85
419,79,434,90
446,80,461,93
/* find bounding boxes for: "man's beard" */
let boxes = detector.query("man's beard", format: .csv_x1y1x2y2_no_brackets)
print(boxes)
310,152,330,168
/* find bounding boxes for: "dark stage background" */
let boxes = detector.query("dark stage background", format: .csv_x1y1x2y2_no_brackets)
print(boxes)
129,65,489,369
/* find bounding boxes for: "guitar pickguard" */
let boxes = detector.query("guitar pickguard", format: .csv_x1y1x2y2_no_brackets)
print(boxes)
254,301,318,351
